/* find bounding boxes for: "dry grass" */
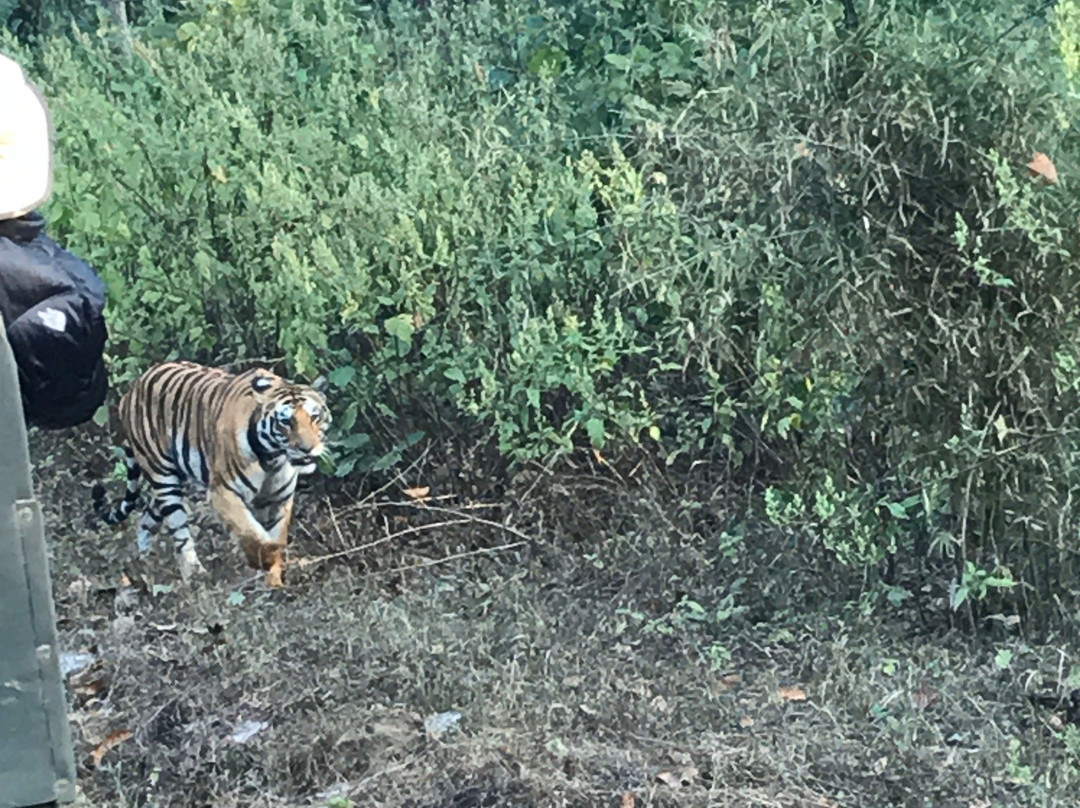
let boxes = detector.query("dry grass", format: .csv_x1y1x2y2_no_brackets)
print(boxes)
26,426,1080,808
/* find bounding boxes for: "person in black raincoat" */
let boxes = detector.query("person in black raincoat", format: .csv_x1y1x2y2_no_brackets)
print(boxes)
0,53,108,429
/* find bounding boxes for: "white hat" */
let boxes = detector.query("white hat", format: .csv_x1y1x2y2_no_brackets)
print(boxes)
0,53,52,220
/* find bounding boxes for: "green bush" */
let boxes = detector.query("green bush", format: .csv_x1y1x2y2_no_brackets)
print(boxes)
10,0,1080,621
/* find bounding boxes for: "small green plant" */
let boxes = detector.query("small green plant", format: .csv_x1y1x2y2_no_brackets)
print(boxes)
1007,737,1034,785
950,563,1017,612
619,584,746,670
995,648,1014,670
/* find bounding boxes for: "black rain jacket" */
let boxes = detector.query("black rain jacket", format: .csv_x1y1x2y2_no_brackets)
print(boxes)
0,212,108,429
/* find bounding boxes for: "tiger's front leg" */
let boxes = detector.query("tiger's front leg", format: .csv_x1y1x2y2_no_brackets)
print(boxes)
209,485,287,588
257,496,295,588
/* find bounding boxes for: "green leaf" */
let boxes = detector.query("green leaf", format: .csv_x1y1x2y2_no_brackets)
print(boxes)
528,45,566,76
336,432,371,450
444,367,466,384
92,405,109,428
604,53,632,70
339,401,359,432
950,584,969,611
227,591,245,606
177,21,200,42
384,314,415,344
886,586,911,607
886,502,908,519
334,455,358,478
585,417,606,448
995,648,1014,669
327,366,356,388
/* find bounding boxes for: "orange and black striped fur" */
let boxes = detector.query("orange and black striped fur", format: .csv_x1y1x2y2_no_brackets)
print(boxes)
92,361,331,587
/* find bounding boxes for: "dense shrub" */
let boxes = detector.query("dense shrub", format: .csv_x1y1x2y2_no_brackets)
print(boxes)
8,0,1080,622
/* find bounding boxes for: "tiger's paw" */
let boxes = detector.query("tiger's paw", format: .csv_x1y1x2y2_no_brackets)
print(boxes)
264,556,285,589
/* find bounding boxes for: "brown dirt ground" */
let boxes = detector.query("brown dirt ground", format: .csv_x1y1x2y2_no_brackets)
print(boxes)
25,424,1080,808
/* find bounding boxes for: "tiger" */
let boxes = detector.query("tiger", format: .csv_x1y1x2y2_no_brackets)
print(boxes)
91,361,331,588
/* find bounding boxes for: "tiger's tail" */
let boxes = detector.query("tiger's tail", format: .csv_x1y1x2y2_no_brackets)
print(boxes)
92,447,143,525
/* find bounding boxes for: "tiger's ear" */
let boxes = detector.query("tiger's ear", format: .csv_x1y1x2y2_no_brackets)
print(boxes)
252,375,274,394
311,375,329,394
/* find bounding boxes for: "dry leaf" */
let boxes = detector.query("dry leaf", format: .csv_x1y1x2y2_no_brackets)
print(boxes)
739,715,755,728
779,685,808,702
795,142,812,158
713,672,742,693
656,763,698,790
871,756,889,776
472,62,487,83
90,729,133,767
404,486,431,502
968,800,991,808
913,683,940,711
411,311,426,330
1049,714,1066,732
1027,152,1058,184
592,447,607,465
621,793,636,808
73,675,107,701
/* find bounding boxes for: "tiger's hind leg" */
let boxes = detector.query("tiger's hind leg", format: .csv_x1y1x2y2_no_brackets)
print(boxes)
135,500,163,555
163,500,206,582
150,469,207,583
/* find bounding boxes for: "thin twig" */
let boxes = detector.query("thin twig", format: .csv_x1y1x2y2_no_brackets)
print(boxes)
294,518,472,569
377,541,526,576
350,446,433,510
325,496,347,549
382,500,536,545
377,498,503,512
337,494,498,515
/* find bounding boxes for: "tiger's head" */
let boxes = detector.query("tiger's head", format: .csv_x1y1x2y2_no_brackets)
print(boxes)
249,371,331,474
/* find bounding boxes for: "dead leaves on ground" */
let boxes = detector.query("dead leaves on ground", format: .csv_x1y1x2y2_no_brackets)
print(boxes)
90,728,133,768
655,751,699,791
779,684,808,702
913,682,940,711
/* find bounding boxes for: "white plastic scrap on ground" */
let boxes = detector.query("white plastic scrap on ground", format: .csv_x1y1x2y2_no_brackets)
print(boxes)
315,782,353,800
228,719,269,744
423,709,462,738
59,651,95,677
